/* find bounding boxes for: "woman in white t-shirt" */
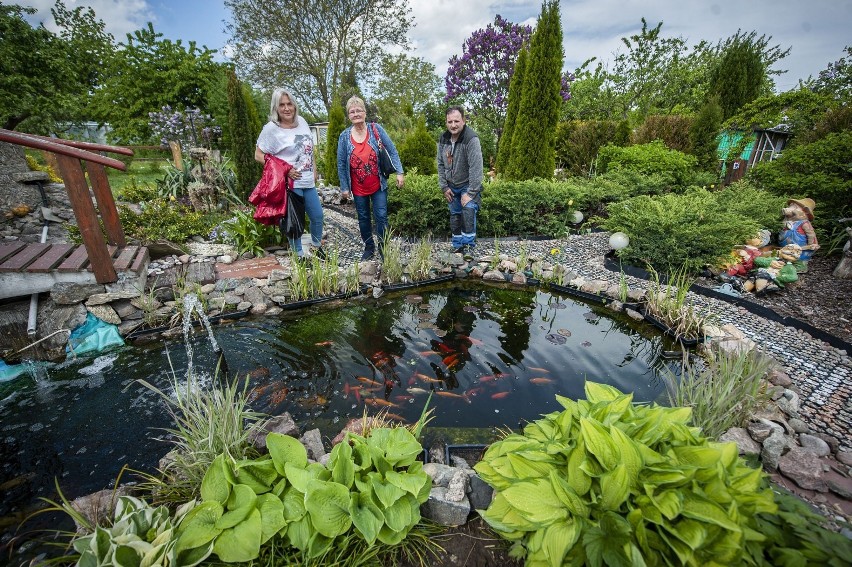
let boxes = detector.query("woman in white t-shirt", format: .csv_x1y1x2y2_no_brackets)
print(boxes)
255,88,325,261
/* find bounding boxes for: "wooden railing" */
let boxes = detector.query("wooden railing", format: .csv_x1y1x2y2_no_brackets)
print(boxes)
0,129,133,283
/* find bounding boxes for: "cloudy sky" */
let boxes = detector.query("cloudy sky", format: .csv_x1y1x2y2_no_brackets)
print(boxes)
22,0,851,92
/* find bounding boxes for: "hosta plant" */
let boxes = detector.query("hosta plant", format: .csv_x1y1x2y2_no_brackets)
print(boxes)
177,427,430,563
73,496,211,567
474,382,777,566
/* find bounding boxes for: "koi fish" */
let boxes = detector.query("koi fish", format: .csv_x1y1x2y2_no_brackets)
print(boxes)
435,391,471,403
465,387,484,397
247,367,270,380
418,350,439,357
247,383,274,402
364,398,399,408
529,377,555,385
393,394,414,402
314,340,334,347
269,387,289,405
478,375,499,383
496,372,513,379
491,392,511,399
382,413,407,422
528,367,550,373
414,372,443,384
356,376,384,387
433,343,454,354
443,353,462,368
407,387,430,395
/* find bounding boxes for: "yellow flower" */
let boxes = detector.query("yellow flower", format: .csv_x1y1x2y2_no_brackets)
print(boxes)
550,248,559,255
567,199,573,206
170,195,176,201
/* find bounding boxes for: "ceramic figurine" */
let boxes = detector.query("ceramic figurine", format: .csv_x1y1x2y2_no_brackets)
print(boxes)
779,198,819,268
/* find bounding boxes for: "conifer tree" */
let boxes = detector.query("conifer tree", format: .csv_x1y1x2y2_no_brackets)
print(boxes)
690,96,723,173
507,1,563,180
324,102,346,186
227,70,262,199
400,116,437,174
496,46,528,175
710,36,766,120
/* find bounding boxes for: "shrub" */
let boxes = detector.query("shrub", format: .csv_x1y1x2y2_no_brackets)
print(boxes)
601,188,763,273
475,382,778,566
399,116,437,175
118,199,215,244
632,114,694,153
25,153,62,183
554,119,624,176
597,141,698,187
387,174,447,237
212,209,284,256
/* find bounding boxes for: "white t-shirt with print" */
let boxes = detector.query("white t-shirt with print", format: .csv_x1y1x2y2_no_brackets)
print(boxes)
256,116,315,189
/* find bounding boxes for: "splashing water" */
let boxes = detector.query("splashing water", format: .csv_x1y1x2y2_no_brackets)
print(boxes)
181,293,221,378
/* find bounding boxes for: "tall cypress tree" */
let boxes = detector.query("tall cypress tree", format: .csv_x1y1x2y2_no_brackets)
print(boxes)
227,69,261,200
690,96,723,173
507,1,563,180
710,37,766,120
324,102,346,186
496,46,528,175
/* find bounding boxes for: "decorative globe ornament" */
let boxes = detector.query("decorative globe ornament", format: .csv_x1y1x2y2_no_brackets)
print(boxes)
609,232,629,250
570,210,584,224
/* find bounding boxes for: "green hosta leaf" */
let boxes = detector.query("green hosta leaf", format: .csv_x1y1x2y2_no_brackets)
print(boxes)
481,435,540,460
730,466,763,494
554,394,579,412
386,469,429,497
584,382,624,403
673,445,723,469
281,486,306,522
579,417,619,471
329,441,355,488
371,472,407,508
233,458,278,494
474,460,511,490
663,518,706,551
212,508,262,563
285,462,312,493
306,532,334,559
383,494,416,533
351,438,372,471
647,488,683,521
550,470,590,517
600,464,630,511
216,484,257,530
681,493,741,533
200,454,231,504
114,544,142,567
503,478,568,525
582,511,634,567
175,541,214,567
566,444,592,496
256,493,287,545
368,427,423,467
286,515,312,552
642,466,691,487
507,452,552,479
542,519,581,566
377,522,407,545
305,479,352,538
176,501,223,552
609,426,643,486
267,433,308,475
350,491,384,545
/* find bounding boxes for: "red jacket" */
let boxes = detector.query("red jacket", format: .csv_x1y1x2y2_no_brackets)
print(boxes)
248,154,294,226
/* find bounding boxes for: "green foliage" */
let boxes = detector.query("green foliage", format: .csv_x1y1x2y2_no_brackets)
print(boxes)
215,209,285,256
399,116,437,175
387,174,448,236
117,178,160,203
73,496,211,567
118,199,214,243
710,32,775,120
597,141,698,186
25,154,62,183
724,88,835,139
632,114,694,153
324,102,346,185
495,46,528,174
554,120,626,176
601,188,765,273
667,347,770,439
748,131,852,237
690,96,724,172
645,264,711,340
227,70,263,200
506,1,563,180
180,427,430,562
714,180,787,230
475,381,778,566
156,156,241,209
380,229,405,284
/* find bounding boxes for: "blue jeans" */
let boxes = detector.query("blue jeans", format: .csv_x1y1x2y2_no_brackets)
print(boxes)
353,189,388,253
448,185,478,248
288,187,323,255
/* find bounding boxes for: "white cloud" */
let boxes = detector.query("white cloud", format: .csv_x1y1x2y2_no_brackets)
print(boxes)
22,0,153,39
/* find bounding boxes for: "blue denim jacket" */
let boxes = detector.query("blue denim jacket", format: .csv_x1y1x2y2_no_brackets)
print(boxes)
336,122,403,193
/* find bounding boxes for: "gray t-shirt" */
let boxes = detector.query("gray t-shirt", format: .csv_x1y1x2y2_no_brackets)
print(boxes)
256,116,315,188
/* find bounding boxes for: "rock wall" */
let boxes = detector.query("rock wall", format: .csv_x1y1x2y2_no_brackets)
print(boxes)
0,141,40,210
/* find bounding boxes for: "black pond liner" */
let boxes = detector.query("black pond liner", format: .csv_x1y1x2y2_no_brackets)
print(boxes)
276,289,364,311
603,251,852,353
639,306,704,347
445,444,488,466
126,308,252,341
381,273,456,292
549,283,612,305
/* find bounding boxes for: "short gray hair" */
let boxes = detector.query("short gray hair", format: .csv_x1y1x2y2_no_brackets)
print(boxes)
268,88,299,124
345,96,366,114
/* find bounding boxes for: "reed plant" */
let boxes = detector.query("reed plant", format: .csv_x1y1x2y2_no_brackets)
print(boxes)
619,266,629,302
489,236,501,271
410,234,434,281
288,253,311,301
645,264,711,340
381,228,405,283
666,347,771,438
309,247,342,297
516,241,530,274
343,259,361,294
137,367,264,504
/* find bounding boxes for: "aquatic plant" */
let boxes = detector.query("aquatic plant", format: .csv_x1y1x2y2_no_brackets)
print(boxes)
381,228,405,283
645,264,712,340
409,235,434,281
475,381,778,566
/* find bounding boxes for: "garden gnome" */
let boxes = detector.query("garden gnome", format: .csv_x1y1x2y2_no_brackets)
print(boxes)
779,198,819,269
726,245,761,278
743,252,798,293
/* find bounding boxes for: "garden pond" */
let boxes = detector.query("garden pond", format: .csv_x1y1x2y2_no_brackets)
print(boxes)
0,282,686,545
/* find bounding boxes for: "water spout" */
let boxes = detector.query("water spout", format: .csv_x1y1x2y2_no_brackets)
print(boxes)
181,294,228,379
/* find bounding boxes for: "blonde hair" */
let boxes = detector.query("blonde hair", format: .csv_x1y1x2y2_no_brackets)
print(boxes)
345,96,366,114
268,88,299,124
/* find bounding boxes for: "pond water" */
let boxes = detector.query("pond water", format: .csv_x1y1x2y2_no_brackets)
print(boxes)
0,283,683,550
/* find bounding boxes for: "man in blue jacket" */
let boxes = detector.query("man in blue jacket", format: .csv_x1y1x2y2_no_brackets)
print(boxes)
437,106,483,257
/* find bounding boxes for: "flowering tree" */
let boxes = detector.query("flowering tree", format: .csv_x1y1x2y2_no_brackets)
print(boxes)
148,105,222,149
445,14,572,131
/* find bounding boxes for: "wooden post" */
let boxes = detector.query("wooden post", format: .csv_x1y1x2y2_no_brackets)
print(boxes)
86,162,127,246
54,154,116,283
169,141,183,170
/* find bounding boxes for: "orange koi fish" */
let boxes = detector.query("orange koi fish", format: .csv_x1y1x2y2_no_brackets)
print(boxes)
418,350,439,357
434,343,454,354
407,387,430,395
357,376,384,387
465,387,484,397
414,372,443,384
496,372,513,379
529,377,555,385
269,387,289,405
442,353,462,367
247,367,270,380
364,398,399,408
528,367,550,373
314,340,334,347
382,413,407,422
393,394,414,402
491,392,511,399
478,375,498,383
435,391,471,403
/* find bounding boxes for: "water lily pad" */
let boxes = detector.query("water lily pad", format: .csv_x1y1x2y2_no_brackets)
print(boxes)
405,295,422,304
557,329,572,337
582,312,600,322
463,306,480,313
552,303,567,310
545,333,567,345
